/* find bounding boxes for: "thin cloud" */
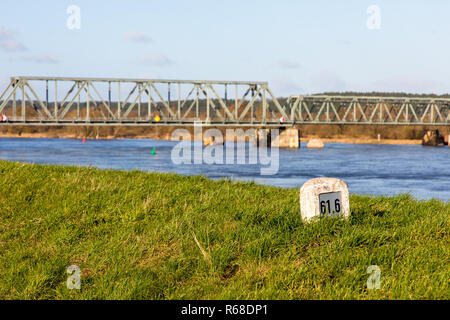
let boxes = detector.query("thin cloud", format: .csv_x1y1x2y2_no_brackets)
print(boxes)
22,54,59,64
310,70,347,92
0,39,27,52
139,53,174,66
271,76,302,96
0,25,27,52
125,32,151,42
277,59,301,69
337,39,352,46
0,26,16,39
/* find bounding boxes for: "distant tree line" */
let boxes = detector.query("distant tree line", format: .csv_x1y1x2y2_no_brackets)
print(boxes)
315,91,450,98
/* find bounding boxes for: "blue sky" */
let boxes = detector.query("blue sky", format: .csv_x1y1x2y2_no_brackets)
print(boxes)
1,0,450,96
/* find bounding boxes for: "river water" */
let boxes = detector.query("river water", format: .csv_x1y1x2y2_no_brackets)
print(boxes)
0,138,448,201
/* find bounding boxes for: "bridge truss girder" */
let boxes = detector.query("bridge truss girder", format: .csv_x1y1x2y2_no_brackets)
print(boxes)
0,77,449,126
0,77,288,126
287,95,450,126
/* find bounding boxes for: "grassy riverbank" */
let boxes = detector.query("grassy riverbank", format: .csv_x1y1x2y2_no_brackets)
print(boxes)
0,161,448,299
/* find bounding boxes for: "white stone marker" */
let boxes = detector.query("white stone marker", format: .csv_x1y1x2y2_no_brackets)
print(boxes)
299,177,350,222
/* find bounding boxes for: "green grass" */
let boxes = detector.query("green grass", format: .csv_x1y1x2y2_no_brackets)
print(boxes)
0,160,448,300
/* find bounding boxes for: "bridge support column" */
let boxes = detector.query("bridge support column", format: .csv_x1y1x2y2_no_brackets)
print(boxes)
273,128,300,149
252,128,300,149
252,129,271,147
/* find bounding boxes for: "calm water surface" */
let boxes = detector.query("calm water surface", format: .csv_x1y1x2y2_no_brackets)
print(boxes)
0,138,449,201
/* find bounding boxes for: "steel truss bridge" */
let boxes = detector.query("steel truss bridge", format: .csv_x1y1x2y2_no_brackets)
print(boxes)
0,76,449,127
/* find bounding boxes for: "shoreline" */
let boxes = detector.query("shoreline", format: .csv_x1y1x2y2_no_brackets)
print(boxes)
0,132,424,145
318,137,422,145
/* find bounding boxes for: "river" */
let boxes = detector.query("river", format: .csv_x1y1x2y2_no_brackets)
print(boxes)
0,138,448,201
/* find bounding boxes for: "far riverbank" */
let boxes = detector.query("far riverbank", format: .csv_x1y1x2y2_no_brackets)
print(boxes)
1,124,448,145
0,131,424,145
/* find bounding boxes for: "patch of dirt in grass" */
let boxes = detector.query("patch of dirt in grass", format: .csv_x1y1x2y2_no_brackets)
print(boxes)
136,241,179,268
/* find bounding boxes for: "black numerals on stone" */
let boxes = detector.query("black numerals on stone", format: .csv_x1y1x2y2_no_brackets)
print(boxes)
320,199,341,217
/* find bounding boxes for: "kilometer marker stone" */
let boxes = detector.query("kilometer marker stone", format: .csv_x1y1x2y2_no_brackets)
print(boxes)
299,177,350,222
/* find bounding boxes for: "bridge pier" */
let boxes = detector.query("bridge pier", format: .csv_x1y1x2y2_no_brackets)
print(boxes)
422,129,446,146
252,129,271,147
252,127,300,149
276,128,300,148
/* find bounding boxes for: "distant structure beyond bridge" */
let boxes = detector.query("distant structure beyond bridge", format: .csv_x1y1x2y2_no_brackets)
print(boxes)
0,76,449,126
